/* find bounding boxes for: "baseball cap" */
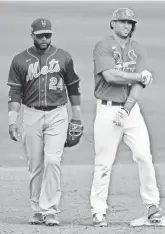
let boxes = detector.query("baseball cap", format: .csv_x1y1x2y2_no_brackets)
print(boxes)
31,18,54,35
111,8,137,23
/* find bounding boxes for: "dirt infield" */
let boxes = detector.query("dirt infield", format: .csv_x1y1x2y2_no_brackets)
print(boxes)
0,1,165,233
0,165,165,234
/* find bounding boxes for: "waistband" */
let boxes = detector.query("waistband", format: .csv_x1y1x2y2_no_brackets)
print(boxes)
26,105,58,111
100,100,125,107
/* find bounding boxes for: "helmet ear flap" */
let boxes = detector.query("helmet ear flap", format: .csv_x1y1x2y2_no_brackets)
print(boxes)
129,23,136,38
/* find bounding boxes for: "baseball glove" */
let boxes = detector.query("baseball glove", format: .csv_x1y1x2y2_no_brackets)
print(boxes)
64,120,84,147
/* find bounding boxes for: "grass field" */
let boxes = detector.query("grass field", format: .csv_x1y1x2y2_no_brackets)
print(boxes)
0,1,165,233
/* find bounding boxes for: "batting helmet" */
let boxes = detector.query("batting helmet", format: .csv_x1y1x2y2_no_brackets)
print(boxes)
110,8,137,38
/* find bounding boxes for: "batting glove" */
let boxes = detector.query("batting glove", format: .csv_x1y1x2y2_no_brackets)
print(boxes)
113,108,129,127
140,70,153,85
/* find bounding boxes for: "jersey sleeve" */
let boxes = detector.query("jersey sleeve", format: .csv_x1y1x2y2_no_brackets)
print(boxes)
93,40,115,75
7,56,22,87
64,55,80,87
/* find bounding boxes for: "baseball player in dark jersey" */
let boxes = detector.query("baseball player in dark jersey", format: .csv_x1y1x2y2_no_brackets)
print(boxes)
90,8,162,227
7,18,82,226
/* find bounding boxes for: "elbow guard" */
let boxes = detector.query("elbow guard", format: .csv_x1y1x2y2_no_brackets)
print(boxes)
67,80,80,96
8,85,22,103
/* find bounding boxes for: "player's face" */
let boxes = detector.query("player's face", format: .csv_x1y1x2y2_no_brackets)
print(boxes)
113,20,133,39
32,33,52,50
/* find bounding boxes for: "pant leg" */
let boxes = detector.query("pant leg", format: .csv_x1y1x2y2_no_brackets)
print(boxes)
39,105,68,215
21,106,45,213
90,100,123,215
123,104,160,206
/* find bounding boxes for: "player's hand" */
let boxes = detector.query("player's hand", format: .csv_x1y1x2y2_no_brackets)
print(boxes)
9,124,21,141
113,108,129,127
140,70,153,85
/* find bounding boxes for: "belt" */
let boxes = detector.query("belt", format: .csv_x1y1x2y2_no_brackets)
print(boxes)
27,106,58,111
101,100,125,106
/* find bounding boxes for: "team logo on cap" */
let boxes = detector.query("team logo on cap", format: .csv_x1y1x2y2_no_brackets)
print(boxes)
125,9,133,17
41,20,46,27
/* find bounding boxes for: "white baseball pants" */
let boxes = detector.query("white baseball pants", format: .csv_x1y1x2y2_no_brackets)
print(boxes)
21,105,68,215
90,100,160,215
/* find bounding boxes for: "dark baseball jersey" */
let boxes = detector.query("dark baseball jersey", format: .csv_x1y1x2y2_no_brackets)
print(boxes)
8,45,79,107
93,36,147,102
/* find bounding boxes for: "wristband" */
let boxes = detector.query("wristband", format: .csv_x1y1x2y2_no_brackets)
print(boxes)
8,111,18,125
140,72,143,82
71,105,81,120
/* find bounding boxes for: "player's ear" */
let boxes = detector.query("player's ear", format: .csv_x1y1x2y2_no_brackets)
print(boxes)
31,33,35,40
110,20,115,29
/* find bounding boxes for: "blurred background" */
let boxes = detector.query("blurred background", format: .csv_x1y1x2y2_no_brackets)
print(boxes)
0,1,165,167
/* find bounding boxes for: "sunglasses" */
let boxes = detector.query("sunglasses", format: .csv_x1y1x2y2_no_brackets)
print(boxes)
34,33,52,39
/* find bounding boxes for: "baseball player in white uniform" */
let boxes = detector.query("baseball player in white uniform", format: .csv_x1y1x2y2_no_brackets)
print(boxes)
90,8,162,227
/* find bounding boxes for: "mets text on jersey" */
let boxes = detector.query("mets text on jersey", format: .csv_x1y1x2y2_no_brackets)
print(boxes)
26,59,60,81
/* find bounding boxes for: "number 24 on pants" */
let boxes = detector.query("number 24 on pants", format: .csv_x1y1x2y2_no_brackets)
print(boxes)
49,77,63,91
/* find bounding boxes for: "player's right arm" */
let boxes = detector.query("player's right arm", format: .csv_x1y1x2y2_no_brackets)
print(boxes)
94,40,146,85
103,69,141,84
7,57,23,141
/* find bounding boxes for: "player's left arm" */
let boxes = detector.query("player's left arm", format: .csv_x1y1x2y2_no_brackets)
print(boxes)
64,56,82,124
123,44,150,114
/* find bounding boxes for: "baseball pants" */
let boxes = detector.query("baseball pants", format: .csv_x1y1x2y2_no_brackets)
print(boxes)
90,99,160,215
21,105,68,215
